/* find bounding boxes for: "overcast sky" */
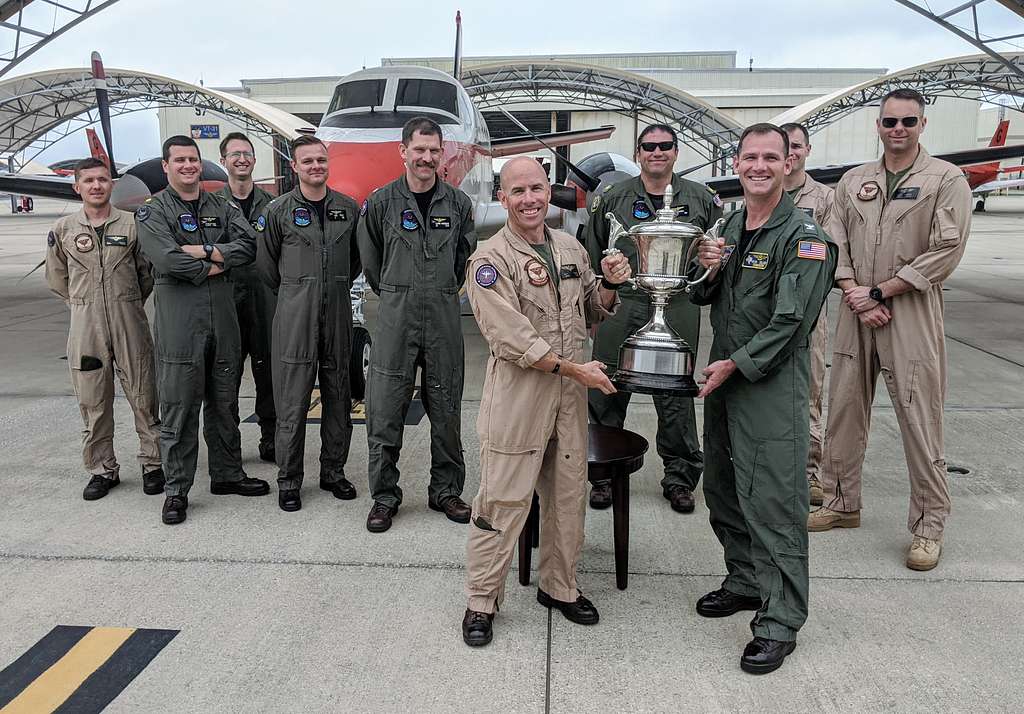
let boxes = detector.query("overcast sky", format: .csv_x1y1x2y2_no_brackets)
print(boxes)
8,0,1023,163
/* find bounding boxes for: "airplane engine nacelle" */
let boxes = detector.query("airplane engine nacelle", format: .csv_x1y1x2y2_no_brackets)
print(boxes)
562,152,640,242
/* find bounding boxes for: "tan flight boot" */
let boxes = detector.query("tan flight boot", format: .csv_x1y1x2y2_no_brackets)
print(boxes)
906,535,942,571
808,476,824,507
807,507,860,532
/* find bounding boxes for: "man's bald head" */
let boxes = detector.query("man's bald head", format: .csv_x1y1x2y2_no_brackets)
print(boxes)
498,156,551,237
499,156,549,188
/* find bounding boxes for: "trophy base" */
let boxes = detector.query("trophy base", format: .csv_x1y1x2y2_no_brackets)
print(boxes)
611,369,699,396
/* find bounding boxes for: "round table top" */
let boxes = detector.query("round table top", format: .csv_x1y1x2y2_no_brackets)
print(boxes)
588,424,648,479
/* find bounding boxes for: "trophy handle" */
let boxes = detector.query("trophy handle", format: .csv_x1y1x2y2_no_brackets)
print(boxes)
683,217,726,289
602,211,636,287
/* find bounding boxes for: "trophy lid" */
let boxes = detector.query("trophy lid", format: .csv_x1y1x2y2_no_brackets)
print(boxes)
628,184,704,239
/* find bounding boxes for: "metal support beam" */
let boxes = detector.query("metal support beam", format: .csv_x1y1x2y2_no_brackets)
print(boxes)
0,0,121,77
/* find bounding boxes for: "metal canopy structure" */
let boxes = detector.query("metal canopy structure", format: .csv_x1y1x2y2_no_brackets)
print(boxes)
771,52,1024,133
460,61,744,162
0,66,314,167
0,0,121,78
893,1,1024,81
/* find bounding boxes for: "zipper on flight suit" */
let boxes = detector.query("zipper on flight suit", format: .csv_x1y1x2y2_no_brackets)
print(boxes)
95,219,115,354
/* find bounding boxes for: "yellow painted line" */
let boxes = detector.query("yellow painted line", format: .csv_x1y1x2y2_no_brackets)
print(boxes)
1,627,134,714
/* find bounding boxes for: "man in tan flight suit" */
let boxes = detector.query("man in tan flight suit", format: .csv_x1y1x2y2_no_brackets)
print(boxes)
781,122,834,507
461,157,631,648
45,158,163,501
808,89,972,571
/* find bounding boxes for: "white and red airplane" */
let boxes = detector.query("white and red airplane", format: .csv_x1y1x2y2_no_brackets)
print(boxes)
963,119,1024,211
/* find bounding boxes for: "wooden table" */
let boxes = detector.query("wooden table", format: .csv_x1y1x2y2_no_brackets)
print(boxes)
518,424,648,590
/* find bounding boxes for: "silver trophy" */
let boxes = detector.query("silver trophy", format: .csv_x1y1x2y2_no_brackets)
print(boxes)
604,184,725,395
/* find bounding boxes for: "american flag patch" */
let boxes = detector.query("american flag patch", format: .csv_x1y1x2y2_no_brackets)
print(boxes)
797,240,827,261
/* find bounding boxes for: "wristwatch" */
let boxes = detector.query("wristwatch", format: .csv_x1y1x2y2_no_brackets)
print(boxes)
203,243,214,260
600,277,617,291
869,286,884,302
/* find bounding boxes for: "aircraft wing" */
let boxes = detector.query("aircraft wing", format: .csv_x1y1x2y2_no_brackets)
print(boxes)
490,125,615,157
703,143,1024,201
973,177,1024,194
0,173,77,201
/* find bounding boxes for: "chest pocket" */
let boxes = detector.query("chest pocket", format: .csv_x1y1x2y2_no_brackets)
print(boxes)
280,224,316,281
105,237,141,300
381,218,417,289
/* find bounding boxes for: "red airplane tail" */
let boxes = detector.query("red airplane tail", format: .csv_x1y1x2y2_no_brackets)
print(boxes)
85,128,111,170
965,120,1011,188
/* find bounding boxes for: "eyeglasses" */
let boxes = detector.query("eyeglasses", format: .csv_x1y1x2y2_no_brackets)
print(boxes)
638,141,676,152
880,116,920,129
224,151,255,160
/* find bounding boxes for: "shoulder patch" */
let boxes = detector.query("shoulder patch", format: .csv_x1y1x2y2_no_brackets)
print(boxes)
797,240,827,261
135,205,150,222
255,214,266,232
590,194,602,214
46,230,56,247
360,199,368,217
474,263,498,288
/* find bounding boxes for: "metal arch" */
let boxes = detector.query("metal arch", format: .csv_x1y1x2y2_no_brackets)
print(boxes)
771,52,1024,135
892,1,1024,80
0,66,314,167
0,0,122,78
460,61,744,162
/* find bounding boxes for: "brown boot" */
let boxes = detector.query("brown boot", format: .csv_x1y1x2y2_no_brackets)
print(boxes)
807,476,823,507
906,535,942,571
807,507,860,532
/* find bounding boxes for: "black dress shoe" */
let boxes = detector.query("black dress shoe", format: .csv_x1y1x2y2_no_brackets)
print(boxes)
740,637,797,675
537,589,599,625
142,468,165,496
258,441,276,463
279,489,301,512
83,474,119,501
462,609,493,647
210,477,270,496
663,485,695,513
589,480,612,510
161,495,188,525
696,588,762,618
429,496,471,524
319,477,357,500
366,501,398,533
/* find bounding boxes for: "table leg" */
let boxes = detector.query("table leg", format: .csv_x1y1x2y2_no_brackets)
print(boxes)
611,475,629,590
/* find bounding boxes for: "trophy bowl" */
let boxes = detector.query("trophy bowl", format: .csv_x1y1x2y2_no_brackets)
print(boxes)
603,185,723,396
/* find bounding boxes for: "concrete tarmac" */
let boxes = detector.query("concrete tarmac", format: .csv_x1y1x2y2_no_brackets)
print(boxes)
0,197,1021,712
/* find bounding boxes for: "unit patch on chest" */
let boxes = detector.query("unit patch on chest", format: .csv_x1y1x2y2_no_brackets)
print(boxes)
327,209,347,221
721,244,736,265
742,251,769,270
293,207,311,226
178,214,198,232
632,199,652,220
401,209,419,230
104,235,128,247
893,186,920,200
73,233,94,253
429,216,451,229
857,181,880,201
525,258,549,286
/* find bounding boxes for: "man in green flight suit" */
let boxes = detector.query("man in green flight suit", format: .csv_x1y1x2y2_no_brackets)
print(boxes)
690,123,837,675
257,134,361,513
136,135,270,526
216,131,276,463
582,124,722,513
357,117,477,533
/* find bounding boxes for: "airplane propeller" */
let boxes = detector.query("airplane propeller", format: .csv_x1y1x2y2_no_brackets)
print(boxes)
90,52,118,179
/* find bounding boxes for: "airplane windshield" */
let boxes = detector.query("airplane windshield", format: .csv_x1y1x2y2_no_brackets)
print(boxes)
395,79,459,119
327,79,386,113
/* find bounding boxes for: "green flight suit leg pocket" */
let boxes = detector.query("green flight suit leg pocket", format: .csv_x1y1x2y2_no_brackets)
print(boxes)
157,355,200,496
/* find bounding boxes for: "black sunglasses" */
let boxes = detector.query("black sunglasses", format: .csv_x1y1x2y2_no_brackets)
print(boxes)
880,116,920,128
638,141,676,152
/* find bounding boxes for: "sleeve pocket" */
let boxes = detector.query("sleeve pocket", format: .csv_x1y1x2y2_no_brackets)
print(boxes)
774,273,804,321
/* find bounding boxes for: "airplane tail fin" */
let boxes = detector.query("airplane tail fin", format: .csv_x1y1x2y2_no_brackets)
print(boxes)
90,51,118,179
452,11,463,81
989,119,1009,147
85,128,110,169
